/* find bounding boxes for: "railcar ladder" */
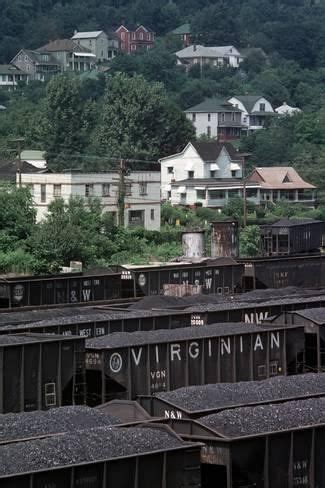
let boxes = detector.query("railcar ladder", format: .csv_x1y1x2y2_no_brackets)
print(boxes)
73,349,87,405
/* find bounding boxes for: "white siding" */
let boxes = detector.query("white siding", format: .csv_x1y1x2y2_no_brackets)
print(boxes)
19,171,161,231
185,112,219,138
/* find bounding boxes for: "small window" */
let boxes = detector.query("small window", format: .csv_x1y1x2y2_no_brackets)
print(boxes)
53,184,61,198
258,365,266,377
150,208,155,220
45,382,57,407
85,183,94,197
131,44,136,51
139,182,147,195
259,103,265,112
231,170,237,177
210,171,216,178
207,126,211,137
167,167,174,174
167,191,171,199
217,287,222,294
121,32,125,40
102,183,110,197
196,189,206,199
270,362,278,376
139,32,144,40
147,33,150,40
40,184,46,203
132,32,136,39
188,171,194,179
192,113,196,122
208,113,211,121
224,286,230,294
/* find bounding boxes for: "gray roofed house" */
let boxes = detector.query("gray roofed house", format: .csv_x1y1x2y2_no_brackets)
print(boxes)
11,49,61,81
228,94,275,131
72,30,112,61
0,64,30,88
170,23,191,47
184,97,244,140
176,44,243,68
37,38,96,72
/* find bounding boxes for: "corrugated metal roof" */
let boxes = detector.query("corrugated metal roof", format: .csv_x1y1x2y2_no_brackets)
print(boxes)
72,31,104,39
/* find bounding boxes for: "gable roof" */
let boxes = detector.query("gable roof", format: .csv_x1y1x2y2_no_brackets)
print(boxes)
230,95,265,113
37,39,92,53
116,24,155,33
192,141,241,162
171,23,191,35
72,31,104,39
248,167,315,189
13,49,60,66
185,97,242,113
0,64,27,76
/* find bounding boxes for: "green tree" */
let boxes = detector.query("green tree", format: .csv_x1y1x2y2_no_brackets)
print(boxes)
0,185,36,240
96,73,194,160
240,225,261,257
41,75,93,169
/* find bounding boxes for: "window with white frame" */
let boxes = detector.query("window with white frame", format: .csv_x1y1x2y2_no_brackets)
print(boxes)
53,184,61,198
139,32,144,40
167,166,174,174
150,208,155,220
40,184,46,203
85,183,94,197
139,182,148,195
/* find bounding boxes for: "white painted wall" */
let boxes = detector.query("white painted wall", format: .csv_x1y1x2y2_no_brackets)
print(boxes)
185,112,219,138
228,96,274,128
19,171,161,230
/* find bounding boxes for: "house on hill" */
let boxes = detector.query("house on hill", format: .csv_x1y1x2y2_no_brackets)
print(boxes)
72,31,112,61
159,140,242,200
247,167,316,207
37,39,96,72
0,64,29,89
169,23,191,47
115,24,155,54
184,97,244,140
228,95,275,132
11,49,61,81
176,45,243,68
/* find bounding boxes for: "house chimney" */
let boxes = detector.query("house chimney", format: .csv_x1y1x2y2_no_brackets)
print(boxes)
74,30,78,35
193,44,197,52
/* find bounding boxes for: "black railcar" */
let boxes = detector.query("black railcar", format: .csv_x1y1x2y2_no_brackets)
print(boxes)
169,397,325,488
85,323,304,404
0,333,85,413
121,257,244,297
0,269,122,308
0,423,201,488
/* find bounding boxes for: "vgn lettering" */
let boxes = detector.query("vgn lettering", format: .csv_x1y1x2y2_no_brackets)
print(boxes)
108,332,280,372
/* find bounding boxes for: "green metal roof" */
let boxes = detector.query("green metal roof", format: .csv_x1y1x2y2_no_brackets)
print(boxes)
185,97,242,113
171,23,191,35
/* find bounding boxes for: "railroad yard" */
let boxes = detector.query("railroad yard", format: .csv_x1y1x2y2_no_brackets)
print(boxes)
1,221,325,486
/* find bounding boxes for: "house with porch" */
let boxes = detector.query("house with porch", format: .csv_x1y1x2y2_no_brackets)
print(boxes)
37,39,96,72
176,45,243,68
184,97,244,140
159,140,242,200
247,167,316,207
72,31,113,61
227,95,275,132
11,49,61,81
0,64,29,89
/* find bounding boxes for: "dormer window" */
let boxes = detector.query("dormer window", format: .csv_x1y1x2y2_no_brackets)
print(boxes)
259,103,265,112
139,32,144,40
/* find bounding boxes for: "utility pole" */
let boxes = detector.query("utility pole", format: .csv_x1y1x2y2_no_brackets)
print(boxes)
11,137,25,188
240,152,252,228
118,159,126,227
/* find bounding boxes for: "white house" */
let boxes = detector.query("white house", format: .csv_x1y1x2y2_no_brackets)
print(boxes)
0,64,30,88
184,97,243,140
72,31,110,61
170,178,260,209
19,170,161,230
228,95,275,132
176,45,243,68
275,102,302,116
159,141,242,200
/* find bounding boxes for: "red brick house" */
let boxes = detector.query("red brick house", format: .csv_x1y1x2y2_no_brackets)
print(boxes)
115,24,155,54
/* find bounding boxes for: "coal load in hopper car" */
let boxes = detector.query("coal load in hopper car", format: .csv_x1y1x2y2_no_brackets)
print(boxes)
85,322,304,404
